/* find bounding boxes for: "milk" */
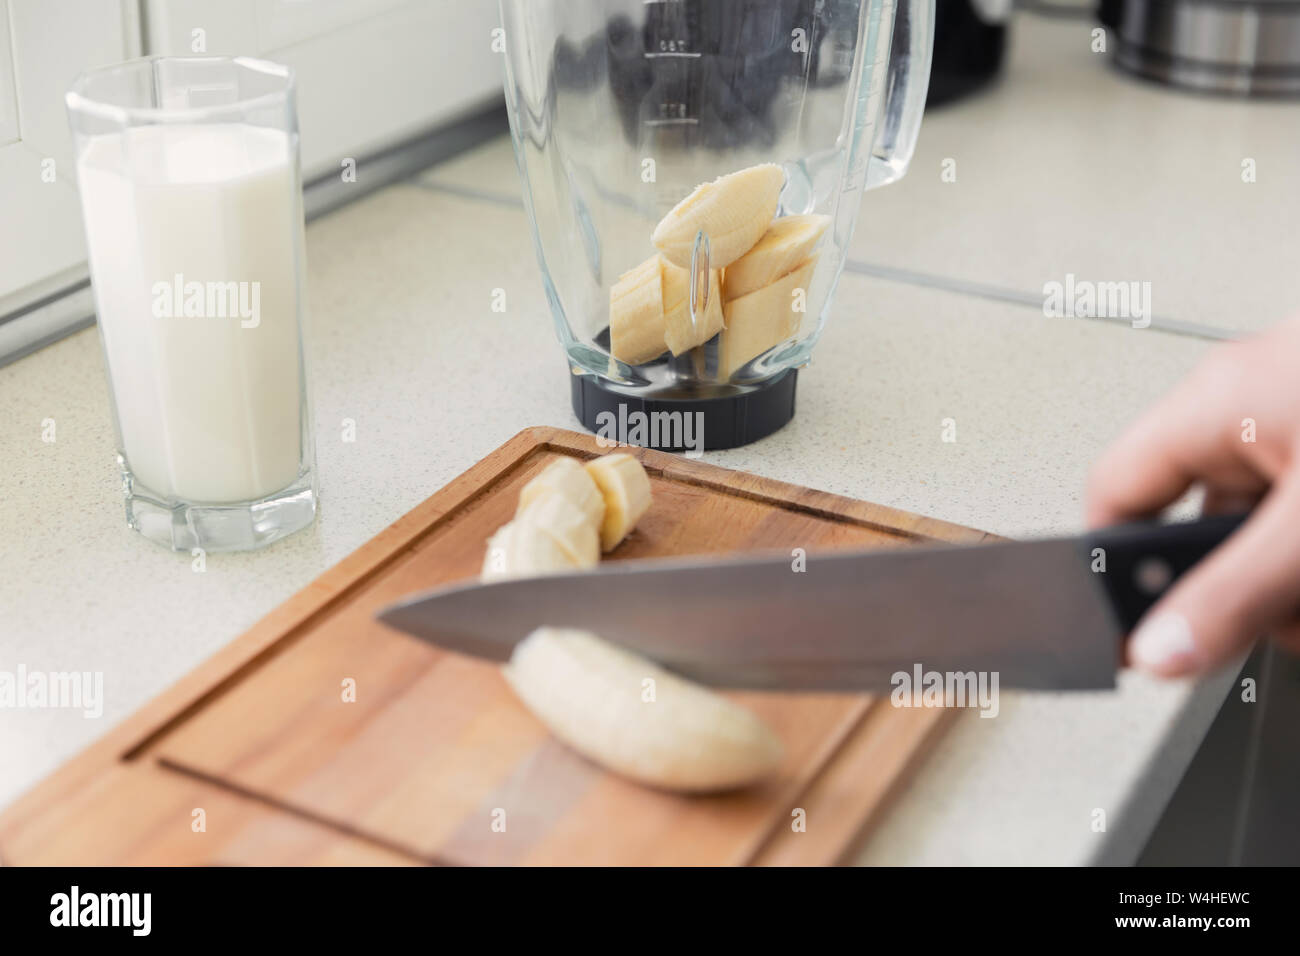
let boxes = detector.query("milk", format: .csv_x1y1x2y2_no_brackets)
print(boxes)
77,124,305,504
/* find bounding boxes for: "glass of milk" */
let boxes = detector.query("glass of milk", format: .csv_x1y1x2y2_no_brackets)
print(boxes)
66,57,317,552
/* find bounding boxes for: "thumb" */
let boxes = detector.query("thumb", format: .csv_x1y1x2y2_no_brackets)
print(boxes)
1128,474,1300,678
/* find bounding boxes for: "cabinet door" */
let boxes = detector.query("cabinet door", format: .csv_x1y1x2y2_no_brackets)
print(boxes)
1,0,504,328
0,0,139,315
143,0,505,178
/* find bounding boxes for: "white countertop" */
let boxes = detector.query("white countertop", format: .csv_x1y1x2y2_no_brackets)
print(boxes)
1,14,1292,864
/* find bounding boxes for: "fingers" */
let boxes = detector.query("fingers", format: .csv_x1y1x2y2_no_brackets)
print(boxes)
1269,620,1300,657
1086,389,1197,528
1128,473,1300,677
1202,484,1267,516
1086,349,1262,529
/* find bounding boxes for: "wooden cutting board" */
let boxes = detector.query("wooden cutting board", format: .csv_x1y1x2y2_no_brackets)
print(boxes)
0,427,996,866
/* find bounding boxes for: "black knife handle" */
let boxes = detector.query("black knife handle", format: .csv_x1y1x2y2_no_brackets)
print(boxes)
1083,511,1249,633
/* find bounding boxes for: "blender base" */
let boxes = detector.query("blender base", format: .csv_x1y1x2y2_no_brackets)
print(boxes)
570,369,798,452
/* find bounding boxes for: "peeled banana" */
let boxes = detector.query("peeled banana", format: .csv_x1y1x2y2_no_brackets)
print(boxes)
609,255,667,366
517,457,605,530
481,520,583,581
503,627,784,792
583,453,653,551
723,214,830,301
652,163,785,270
517,493,600,568
485,454,652,578
611,255,727,363
662,260,725,355
719,256,818,379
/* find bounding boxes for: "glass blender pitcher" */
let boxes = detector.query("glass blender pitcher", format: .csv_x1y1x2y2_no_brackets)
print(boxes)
501,0,933,450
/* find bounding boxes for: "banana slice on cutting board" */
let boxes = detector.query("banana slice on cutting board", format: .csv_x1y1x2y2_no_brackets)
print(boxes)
662,260,725,355
584,453,653,551
482,454,654,577
609,255,667,366
652,163,785,270
481,494,600,582
517,493,600,568
719,256,818,379
723,214,830,302
481,520,582,581
517,457,605,530
503,627,784,792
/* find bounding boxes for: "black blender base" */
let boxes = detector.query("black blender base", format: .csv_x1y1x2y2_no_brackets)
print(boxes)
570,369,798,452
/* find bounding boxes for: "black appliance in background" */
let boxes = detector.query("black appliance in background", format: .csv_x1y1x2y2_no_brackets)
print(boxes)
566,0,857,148
562,0,1011,136
927,0,1011,105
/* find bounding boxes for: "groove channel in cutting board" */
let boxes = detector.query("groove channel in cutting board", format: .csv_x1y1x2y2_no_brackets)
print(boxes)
3,764,418,866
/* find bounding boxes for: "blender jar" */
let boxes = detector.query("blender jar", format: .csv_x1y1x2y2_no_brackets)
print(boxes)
501,0,933,450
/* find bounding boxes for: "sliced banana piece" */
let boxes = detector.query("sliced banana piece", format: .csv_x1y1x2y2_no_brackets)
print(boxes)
481,520,582,582
503,627,784,793
723,214,830,301
517,457,605,530
609,254,667,365
652,163,785,270
719,256,818,379
584,453,653,552
661,261,725,355
517,492,600,568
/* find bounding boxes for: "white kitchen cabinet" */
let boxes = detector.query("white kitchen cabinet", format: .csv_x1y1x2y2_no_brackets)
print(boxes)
142,0,505,179
1,0,504,337
0,0,139,316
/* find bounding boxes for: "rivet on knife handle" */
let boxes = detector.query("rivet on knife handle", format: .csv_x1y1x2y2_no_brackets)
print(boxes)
1083,511,1250,634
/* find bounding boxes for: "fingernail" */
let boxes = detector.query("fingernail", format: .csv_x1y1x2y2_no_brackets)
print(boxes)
1130,613,1197,674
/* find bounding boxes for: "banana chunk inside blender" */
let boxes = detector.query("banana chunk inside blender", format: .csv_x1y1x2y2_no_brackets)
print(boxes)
609,256,725,364
651,163,785,270
720,256,820,380
662,261,724,357
609,255,668,366
723,214,830,302
609,164,827,378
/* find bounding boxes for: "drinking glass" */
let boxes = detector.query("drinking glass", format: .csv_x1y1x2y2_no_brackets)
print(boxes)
66,56,317,552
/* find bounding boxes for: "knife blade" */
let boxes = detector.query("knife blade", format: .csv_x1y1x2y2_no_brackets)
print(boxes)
376,511,1247,692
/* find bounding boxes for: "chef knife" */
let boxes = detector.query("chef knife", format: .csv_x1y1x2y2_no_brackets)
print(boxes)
377,511,1247,691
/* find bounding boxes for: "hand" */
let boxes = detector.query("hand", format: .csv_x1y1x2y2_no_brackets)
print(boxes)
1087,316,1300,678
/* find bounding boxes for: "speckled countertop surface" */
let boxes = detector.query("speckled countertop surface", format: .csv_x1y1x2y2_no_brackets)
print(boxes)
1,14,1294,863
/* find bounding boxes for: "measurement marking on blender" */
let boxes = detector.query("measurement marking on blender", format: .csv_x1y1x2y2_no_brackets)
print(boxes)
643,0,695,60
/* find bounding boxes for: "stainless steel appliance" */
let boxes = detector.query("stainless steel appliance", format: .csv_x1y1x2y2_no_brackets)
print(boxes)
1101,0,1300,94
